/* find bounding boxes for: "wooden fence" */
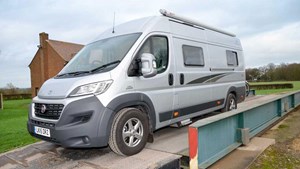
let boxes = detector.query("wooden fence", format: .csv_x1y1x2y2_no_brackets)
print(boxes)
0,93,3,110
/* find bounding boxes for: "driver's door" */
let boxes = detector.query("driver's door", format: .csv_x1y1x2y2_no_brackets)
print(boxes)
130,33,175,129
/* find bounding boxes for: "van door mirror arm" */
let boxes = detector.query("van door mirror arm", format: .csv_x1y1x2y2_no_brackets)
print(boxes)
128,58,142,77
136,58,143,76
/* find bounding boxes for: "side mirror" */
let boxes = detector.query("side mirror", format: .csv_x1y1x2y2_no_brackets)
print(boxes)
141,53,157,78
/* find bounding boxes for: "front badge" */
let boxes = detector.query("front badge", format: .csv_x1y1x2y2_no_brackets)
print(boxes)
41,104,47,114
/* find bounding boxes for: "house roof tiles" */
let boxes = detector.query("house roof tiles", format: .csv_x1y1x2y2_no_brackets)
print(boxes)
47,40,84,61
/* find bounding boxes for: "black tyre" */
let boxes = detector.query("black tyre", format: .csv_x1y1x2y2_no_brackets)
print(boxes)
108,108,149,156
221,93,237,112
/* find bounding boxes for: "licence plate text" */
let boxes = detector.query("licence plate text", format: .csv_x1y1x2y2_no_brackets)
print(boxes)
34,126,51,137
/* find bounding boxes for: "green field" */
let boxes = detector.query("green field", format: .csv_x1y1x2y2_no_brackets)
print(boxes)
0,99,39,153
249,81,300,95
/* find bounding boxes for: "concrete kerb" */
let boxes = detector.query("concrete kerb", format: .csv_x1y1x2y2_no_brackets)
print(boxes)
209,137,275,169
243,137,276,168
0,141,44,157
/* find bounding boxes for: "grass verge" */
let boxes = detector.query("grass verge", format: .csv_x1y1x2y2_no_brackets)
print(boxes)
250,146,300,169
249,108,300,169
249,81,300,95
0,99,39,153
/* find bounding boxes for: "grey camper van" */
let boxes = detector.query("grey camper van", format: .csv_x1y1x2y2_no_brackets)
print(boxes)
27,9,246,156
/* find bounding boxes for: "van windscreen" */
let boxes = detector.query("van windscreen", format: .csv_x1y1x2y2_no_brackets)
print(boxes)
57,33,141,77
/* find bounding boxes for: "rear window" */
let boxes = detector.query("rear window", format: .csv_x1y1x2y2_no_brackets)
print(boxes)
226,50,238,66
182,45,204,66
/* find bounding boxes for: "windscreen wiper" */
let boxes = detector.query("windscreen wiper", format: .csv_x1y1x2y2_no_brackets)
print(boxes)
56,61,121,77
57,70,90,77
90,60,121,73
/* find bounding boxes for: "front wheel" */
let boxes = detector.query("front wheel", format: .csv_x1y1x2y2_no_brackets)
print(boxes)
109,108,149,156
221,93,237,112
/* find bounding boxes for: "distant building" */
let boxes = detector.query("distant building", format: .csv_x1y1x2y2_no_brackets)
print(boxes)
29,32,83,97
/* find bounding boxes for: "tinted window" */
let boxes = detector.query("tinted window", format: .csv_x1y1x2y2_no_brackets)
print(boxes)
137,36,168,74
226,50,238,66
182,45,204,66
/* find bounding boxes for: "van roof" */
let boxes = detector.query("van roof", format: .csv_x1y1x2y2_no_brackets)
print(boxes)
92,15,242,50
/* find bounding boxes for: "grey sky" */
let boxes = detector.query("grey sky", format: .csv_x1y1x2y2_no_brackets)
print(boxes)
0,0,299,88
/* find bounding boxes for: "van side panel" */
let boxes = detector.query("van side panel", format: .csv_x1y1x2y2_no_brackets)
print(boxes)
172,36,213,116
165,20,245,125
169,20,206,41
208,44,245,104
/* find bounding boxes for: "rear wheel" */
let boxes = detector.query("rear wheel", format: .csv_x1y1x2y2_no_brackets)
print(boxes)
108,108,149,156
221,93,237,112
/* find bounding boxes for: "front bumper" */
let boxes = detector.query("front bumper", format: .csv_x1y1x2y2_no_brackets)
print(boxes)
27,96,115,148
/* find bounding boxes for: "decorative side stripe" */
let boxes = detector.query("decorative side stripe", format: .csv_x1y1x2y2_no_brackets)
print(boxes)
205,74,228,83
187,73,226,85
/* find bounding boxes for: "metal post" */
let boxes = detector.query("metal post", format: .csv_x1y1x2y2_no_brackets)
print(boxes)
277,99,282,117
240,128,250,145
189,127,199,169
291,94,295,108
0,93,3,110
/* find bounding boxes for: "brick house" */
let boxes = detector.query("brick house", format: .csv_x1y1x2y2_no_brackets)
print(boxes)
29,32,84,97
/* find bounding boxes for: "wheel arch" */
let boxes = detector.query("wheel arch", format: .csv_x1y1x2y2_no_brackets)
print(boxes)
106,93,156,139
220,86,238,112
227,86,237,97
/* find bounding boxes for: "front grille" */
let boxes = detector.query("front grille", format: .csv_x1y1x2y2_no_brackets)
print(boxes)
31,119,55,128
34,103,64,120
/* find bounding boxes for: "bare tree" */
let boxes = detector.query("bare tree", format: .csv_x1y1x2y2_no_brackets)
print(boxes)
6,83,18,94
246,68,260,81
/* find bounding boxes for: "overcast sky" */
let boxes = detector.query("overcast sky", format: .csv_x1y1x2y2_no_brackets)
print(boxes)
0,0,300,88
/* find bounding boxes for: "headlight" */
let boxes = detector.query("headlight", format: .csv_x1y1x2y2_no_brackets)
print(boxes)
69,80,113,97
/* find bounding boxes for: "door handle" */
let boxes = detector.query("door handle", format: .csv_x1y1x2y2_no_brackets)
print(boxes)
169,73,174,86
180,73,184,85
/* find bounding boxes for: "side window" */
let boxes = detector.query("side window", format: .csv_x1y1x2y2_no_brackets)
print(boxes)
137,36,168,74
226,50,238,66
182,45,204,66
